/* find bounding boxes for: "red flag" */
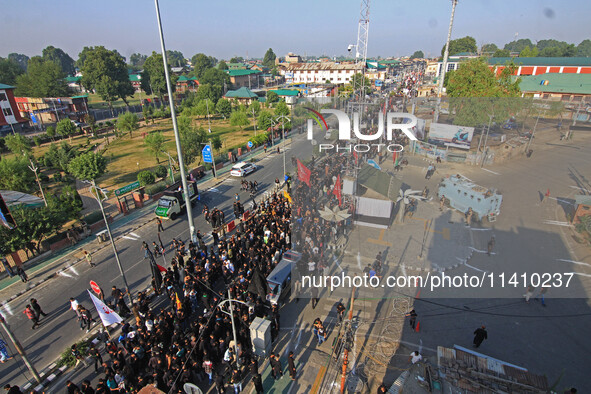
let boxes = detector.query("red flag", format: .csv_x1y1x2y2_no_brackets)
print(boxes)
393,151,399,166
332,175,342,206
297,159,311,186
157,264,167,273
353,151,358,165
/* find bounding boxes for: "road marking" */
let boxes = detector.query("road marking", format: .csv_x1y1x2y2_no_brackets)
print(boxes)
548,197,575,205
129,232,140,238
208,187,220,193
470,228,492,231
482,168,500,175
122,235,140,241
469,247,495,255
2,301,13,316
57,271,73,278
570,185,590,193
311,365,327,394
68,266,79,276
464,262,487,273
543,220,574,227
367,229,393,246
557,259,591,268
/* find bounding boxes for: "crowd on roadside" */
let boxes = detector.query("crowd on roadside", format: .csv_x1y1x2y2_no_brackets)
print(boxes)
48,192,292,394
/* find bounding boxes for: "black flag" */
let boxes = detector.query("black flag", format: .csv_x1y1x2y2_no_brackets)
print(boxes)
248,265,269,300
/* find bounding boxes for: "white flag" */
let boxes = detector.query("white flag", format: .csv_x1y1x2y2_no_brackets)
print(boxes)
87,290,123,327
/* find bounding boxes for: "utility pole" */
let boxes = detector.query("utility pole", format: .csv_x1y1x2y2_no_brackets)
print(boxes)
0,314,42,384
154,0,196,242
525,111,542,153
28,158,47,207
89,181,133,308
480,114,493,168
434,0,458,123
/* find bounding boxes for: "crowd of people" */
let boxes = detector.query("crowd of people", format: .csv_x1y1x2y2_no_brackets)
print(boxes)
61,192,292,393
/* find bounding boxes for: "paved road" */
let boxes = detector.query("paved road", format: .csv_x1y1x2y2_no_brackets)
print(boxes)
0,133,314,389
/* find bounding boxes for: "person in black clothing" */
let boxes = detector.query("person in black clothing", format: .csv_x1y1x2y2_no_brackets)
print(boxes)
66,380,79,394
88,343,103,373
270,353,282,380
80,380,94,394
157,217,164,232
287,351,297,380
336,302,346,322
30,298,48,319
253,373,264,393
214,371,225,394
473,325,488,348
250,358,259,375
230,366,242,393
3,384,23,394
406,309,417,330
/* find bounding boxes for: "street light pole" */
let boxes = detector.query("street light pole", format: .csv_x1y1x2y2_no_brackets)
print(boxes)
434,0,458,123
227,288,241,369
154,0,196,242
525,111,541,153
276,115,290,179
0,314,42,384
90,180,133,308
480,114,493,168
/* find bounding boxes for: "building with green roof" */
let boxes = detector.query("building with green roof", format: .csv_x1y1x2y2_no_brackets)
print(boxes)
518,73,591,100
226,69,262,89
224,87,259,105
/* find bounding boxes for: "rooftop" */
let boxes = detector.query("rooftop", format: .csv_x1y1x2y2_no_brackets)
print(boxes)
518,73,591,95
488,56,591,67
282,62,364,71
226,69,261,77
268,89,299,97
224,86,258,99
0,83,15,90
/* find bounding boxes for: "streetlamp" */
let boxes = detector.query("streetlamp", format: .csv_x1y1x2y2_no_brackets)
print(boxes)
480,114,493,168
0,314,41,383
216,287,249,369
276,115,290,179
85,180,133,308
153,0,197,242
434,0,458,123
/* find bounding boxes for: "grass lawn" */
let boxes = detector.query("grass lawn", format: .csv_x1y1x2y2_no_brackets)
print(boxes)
87,92,151,110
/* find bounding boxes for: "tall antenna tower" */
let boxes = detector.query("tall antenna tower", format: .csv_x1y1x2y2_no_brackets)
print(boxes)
355,0,370,64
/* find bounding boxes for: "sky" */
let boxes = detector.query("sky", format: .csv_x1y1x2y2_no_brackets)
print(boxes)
0,0,589,62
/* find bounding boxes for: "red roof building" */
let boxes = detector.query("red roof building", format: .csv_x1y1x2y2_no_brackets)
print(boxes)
0,83,28,135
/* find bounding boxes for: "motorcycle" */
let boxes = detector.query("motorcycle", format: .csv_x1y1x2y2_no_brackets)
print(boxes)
451,130,469,144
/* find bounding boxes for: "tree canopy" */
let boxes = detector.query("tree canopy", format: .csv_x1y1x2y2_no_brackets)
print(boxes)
0,156,35,193
493,49,511,57
15,57,69,97
178,115,206,165
216,99,232,119
410,50,424,59
81,46,135,109
144,132,165,163
446,58,521,126
42,46,75,76
68,152,107,181
8,53,29,71
441,36,477,57
218,60,228,70
129,53,148,70
504,39,533,53
166,50,185,67
263,48,277,68
481,43,498,54
577,40,591,57
117,112,139,136
56,118,77,139
0,57,25,86
191,53,215,78
4,133,31,156
229,110,249,129
519,46,539,57
142,51,177,100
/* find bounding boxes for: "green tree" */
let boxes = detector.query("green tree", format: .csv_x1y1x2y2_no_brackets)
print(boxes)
274,101,290,118
200,68,230,87
493,49,511,57
143,51,176,101
144,132,165,163
481,43,498,54
211,135,222,151
229,57,244,63
218,60,229,70
446,58,521,126
410,50,424,59
0,156,35,192
129,53,147,69
266,91,279,105
504,39,533,53
519,46,539,57
44,142,77,172
577,39,591,57
137,170,155,186
229,110,250,129
191,53,214,78
76,46,94,69
258,110,274,131
82,46,135,111
539,46,563,57
441,36,477,57
263,48,277,68
178,116,206,165
8,53,29,71
15,57,68,97
4,133,31,156
0,57,25,86
166,50,185,67
195,99,215,119
117,112,139,137
56,119,77,141
84,114,96,133
46,125,56,141
42,46,75,75
68,152,107,181
249,101,261,117
216,99,232,119
349,73,371,95
196,83,222,104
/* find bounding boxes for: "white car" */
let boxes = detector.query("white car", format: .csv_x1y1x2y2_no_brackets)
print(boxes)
230,162,258,177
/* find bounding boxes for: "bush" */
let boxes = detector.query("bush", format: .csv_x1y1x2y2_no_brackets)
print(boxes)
57,340,89,368
33,136,42,147
155,165,168,178
145,182,168,196
53,172,63,182
38,173,49,183
82,210,104,225
138,170,156,186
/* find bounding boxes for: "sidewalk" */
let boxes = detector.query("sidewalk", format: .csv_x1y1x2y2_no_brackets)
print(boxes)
0,140,291,304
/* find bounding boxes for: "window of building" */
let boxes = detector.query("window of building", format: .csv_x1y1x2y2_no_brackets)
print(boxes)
573,95,583,102
2,107,13,117
447,63,455,72
0,93,7,101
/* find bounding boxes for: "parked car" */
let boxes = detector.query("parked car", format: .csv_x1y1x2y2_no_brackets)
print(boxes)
230,162,258,177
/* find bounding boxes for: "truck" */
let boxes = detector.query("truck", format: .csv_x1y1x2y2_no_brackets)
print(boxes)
154,180,199,220
438,174,502,222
